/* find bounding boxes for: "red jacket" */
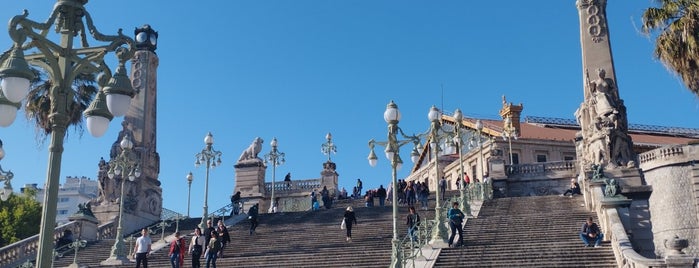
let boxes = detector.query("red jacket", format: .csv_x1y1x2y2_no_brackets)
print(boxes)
169,237,186,265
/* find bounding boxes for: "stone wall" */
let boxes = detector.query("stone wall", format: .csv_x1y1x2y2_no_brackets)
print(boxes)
639,144,699,258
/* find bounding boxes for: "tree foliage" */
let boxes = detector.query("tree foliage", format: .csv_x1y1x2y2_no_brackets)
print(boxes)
24,68,99,143
0,189,42,247
642,0,699,97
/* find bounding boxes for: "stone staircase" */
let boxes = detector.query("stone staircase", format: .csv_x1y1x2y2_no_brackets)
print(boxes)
434,195,617,267
50,197,433,268
48,193,617,268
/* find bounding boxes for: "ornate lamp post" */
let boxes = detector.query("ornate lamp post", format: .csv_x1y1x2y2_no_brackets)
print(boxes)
367,100,423,268
475,119,485,180
321,132,337,161
264,137,285,213
102,134,141,265
502,117,518,171
451,110,471,214
195,132,223,229
0,140,14,202
186,172,194,217
0,2,137,266
427,106,453,247
68,239,87,268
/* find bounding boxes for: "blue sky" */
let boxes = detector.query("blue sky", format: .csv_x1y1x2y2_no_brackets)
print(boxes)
0,1,697,217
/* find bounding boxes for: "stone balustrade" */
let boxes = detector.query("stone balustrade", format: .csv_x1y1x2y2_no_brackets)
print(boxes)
639,145,697,172
506,160,578,176
0,221,78,268
264,178,321,193
605,207,695,268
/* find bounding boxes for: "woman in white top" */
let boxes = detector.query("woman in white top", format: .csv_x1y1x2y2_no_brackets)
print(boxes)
188,227,206,268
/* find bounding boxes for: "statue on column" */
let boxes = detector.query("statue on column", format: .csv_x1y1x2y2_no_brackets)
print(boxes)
577,67,635,169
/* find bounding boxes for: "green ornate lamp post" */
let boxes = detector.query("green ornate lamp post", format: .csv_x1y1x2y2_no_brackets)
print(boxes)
367,100,423,268
427,106,453,247
475,120,485,180
321,132,337,161
102,134,141,265
451,109,471,214
195,132,223,229
264,137,285,213
0,2,137,267
186,172,194,217
0,140,14,202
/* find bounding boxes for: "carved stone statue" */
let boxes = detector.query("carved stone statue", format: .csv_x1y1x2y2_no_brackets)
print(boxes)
238,137,264,162
589,68,619,124
76,202,95,218
604,178,621,197
576,67,636,169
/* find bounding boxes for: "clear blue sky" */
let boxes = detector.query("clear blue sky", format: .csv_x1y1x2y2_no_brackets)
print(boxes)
0,1,697,217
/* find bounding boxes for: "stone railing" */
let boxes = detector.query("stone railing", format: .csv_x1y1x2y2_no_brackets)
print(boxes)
264,178,322,193
0,221,78,268
638,145,696,172
97,220,117,240
604,208,697,268
639,145,685,164
506,160,577,176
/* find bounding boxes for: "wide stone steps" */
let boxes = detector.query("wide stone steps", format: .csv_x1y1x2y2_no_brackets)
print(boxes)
434,195,617,267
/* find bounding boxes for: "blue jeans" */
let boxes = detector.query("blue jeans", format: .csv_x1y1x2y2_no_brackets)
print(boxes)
579,233,603,246
408,226,418,242
170,252,180,268
205,251,217,268
379,198,385,207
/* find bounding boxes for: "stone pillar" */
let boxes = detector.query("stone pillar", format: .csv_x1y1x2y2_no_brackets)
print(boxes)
575,0,635,170
320,161,339,196
68,213,99,242
92,25,162,230
234,160,266,202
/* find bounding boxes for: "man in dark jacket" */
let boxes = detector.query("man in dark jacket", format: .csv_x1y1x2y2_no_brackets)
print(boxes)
580,216,603,247
248,204,259,235
376,185,387,207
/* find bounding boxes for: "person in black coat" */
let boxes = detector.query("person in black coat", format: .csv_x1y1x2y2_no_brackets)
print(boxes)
562,178,582,197
248,204,259,235
343,206,358,242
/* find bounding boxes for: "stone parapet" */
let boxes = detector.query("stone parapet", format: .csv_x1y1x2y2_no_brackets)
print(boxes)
640,144,699,258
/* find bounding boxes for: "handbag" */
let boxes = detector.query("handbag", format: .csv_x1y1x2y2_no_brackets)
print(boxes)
340,218,346,230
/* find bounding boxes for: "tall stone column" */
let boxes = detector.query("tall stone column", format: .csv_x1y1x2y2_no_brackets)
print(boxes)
124,25,162,224
93,25,162,234
575,0,635,169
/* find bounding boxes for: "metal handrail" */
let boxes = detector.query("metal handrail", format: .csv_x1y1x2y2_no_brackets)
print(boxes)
398,196,456,266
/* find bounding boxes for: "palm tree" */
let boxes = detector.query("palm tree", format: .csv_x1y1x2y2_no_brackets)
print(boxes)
642,0,699,97
24,68,99,143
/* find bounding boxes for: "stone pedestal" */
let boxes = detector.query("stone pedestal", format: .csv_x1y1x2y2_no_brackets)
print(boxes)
320,161,339,196
234,160,266,200
92,203,156,236
68,214,99,242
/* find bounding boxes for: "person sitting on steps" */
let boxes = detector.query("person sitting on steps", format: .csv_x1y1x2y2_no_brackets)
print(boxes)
562,178,582,197
580,216,603,247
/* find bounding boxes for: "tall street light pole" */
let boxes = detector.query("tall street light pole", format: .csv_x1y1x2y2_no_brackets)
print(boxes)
186,172,194,218
102,134,141,265
451,110,471,214
195,132,222,229
321,132,337,162
0,2,137,267
0,140,14,202
427,106,450,247
264,137,285,213
475,119,485,180
368,100,423,268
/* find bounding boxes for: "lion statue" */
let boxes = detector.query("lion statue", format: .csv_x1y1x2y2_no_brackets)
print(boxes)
238,137,264,162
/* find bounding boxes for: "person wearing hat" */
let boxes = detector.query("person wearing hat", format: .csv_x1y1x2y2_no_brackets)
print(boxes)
562,178,582,197
343,206,358,242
